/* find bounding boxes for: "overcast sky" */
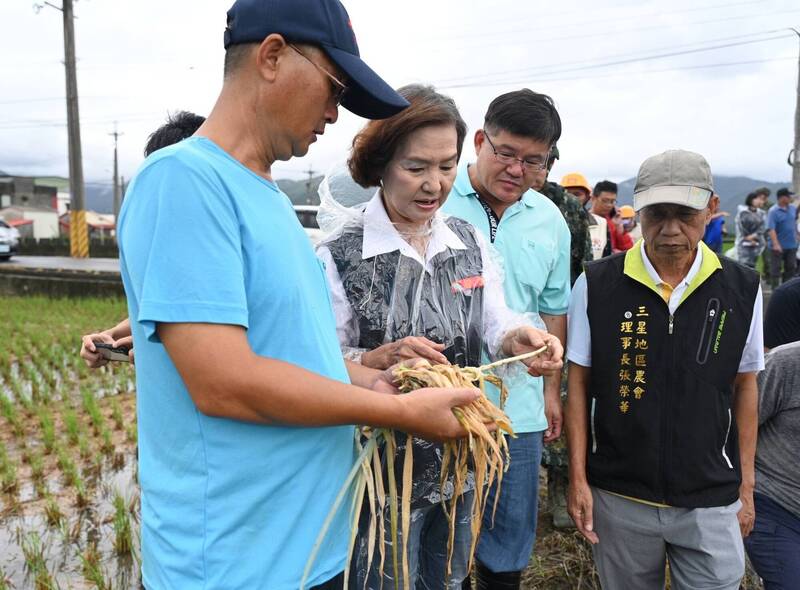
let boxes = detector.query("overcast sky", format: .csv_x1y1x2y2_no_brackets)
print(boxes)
1,0,798,190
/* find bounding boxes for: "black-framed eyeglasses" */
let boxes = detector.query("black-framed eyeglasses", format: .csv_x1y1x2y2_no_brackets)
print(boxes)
483,132,550,172
289,44,348,106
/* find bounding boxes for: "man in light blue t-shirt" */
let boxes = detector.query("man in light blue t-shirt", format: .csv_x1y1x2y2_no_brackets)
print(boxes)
442,90,570,589
119,2,482,589
766,187,798,286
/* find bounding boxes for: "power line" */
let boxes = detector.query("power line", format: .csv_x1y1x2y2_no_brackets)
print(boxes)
439,55,795,89
436,27,792,85
439,33,794,89
414,7,800,55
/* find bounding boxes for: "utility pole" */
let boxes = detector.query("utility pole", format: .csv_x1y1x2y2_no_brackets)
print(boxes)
109,123,123,232
304,165,317,205
37,0,89,257
791,29,800,196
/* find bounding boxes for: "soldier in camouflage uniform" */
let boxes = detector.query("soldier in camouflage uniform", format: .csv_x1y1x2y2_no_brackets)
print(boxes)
531,146,587,528
533,146,593,286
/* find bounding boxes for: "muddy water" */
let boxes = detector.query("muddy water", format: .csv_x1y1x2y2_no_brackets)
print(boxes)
0,451,140,588
0,387,141,589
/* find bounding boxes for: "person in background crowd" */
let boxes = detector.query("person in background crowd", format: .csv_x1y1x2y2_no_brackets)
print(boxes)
744,341,800,588
702,196,728,254
735,191,767,269
317,84,562,590
618,204,641,242
766,187,797,286
561,171,592,208
534,146,593,285
442,89,570,590
566,149,763,590
763,276,800,351
80,112,208,368
115,0,483,587
591,180,633,253
563,172,609,260
752,187,772,278
142,111,207,157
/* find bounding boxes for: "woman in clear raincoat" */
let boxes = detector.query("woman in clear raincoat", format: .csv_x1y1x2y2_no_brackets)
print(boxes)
735,191,767,268
315,85,562,590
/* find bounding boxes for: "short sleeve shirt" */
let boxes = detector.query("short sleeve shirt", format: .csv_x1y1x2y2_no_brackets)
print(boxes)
118,137,353,590
442,165,571,432
767,203,798,249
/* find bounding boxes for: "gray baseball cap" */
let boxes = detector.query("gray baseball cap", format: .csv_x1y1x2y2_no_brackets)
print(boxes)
633,149,714,212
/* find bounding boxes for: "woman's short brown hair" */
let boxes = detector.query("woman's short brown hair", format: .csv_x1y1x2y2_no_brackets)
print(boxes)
348,84,467,188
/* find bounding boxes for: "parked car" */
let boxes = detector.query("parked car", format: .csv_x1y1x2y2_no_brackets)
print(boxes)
293,205,324,244
0,219,20,260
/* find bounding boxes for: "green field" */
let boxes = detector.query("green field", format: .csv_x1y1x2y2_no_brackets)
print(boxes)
0,295,138,589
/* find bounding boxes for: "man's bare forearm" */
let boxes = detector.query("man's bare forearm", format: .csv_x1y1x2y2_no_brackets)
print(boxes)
566,362,591,483
733,372,758,491
104,318,131,341
768,229,780,249
156,322,479,441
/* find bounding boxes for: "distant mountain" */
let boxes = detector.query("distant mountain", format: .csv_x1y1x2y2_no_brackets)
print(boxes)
51,173,799,217
86,183,114,214
82,177,327,214
276,177,324,205
617,176,791,216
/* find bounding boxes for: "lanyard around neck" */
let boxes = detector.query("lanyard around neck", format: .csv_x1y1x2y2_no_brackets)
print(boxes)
475,194,500,243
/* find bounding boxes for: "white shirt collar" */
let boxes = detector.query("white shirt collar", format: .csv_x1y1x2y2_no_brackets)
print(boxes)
361,190,467,272
639,239,703,288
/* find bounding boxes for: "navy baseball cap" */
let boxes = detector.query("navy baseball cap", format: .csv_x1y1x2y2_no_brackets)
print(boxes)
224,0,409,120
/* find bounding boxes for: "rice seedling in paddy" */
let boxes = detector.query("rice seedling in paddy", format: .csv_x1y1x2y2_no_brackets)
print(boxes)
56,445,78,485
110,396,125,430
43,494,64,528
82,387,106,435
20,531,57,590
0,565,10,590
126,422,137,444
28,447,45,485
74,472,90,508
80,542,111,590
36,407,57,454
101,427,115,456
113,490,133,555
0,392,23,437
63,407,81,445
78,434,92,460
0,440,18,494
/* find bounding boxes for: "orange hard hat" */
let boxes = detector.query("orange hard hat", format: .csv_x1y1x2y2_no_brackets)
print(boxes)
560,172,591,194
619,205,636,218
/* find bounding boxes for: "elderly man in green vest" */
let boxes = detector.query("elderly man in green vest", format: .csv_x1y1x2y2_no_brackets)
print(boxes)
564,150,763,589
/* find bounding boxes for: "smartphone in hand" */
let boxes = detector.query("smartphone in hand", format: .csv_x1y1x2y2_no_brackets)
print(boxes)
94,342,131,363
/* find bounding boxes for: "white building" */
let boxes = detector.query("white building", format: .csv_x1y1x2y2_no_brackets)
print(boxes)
0,206,60,239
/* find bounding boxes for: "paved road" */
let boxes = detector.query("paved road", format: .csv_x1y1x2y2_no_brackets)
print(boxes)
1,256,120,273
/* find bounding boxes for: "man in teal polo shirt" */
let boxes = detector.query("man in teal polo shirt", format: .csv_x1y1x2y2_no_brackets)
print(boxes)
119,2,481,589
442,89,570,589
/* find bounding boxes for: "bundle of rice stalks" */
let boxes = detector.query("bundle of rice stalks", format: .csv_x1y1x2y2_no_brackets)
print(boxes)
302,347,547,590
393,361,513,578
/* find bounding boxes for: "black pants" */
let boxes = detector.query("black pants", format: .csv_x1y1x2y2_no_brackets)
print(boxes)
770,248,798,286
310,571,344,590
